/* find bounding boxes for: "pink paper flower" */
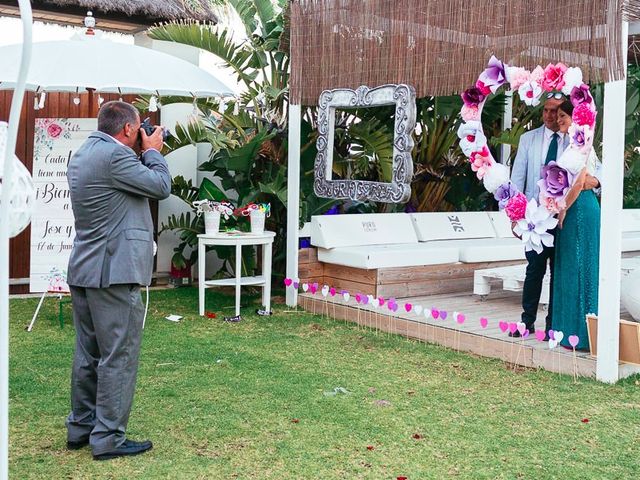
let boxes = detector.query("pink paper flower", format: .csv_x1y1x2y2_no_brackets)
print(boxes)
539,190,567,215
475,80,492,96
542,63,568,92
505,192,527,221
530,66,545,84
573,103,596,127
47,123,62,138
461,104,481,121
470,151,494,179
461,87,485,108
506,66,530,91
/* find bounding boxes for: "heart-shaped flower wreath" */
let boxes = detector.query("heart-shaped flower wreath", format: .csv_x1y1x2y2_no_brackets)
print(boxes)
457,56,597,253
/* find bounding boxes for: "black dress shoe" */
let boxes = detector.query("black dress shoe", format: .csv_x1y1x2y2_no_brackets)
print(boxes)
508,326,535,338
93,439,153,461
67,438,90,450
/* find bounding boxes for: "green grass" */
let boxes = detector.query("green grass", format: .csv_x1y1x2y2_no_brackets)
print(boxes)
8,287,640,479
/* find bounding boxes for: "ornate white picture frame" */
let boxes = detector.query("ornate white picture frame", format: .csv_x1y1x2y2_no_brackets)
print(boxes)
313,84,416,203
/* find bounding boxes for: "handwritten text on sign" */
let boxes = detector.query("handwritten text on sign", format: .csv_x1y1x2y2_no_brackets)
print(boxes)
29,118,96,292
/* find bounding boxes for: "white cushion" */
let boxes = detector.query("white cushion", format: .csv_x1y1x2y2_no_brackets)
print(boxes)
622,232,640,252
318,243,459,269
622,209,640,233
410,212,496,241
486,211,514,238
311,213,417,249
445,238,526,263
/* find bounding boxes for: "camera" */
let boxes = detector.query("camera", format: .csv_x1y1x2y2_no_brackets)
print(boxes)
140,117,170,141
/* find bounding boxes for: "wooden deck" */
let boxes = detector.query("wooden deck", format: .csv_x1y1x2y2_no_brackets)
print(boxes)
298,290,640,379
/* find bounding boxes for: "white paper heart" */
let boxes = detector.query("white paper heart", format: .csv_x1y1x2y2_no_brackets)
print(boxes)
424,309,431,319
548,338,558,349
413,305,423,315
321,285,329,297
302,283,309,292
554,331,564,343
343,292,350,302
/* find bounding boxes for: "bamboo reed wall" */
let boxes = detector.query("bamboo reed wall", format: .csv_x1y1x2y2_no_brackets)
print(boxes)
290,0,638,105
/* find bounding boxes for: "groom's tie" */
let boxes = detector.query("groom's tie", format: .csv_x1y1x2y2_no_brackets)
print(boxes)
545,132,559,165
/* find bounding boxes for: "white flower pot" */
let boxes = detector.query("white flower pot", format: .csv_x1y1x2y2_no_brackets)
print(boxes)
204,211,221,235
250,210,265,234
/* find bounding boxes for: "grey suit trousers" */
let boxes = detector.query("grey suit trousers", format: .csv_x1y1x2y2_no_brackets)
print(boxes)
66,284,144,455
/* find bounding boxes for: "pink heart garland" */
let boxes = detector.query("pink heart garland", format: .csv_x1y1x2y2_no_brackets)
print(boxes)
479,317,488,328
498,321,508,333
284,278,292,287
456,313,465,324
535,330,546,342
309,284,317,294
568,335,580,348
404,303,412,313
378,297,385,307
355,293,362,303
431,309,440,319
440,311,448,320
508,322,518,334
329,287,336,296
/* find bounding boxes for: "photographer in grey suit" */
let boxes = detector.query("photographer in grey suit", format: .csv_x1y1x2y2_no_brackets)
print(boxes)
65,101,170,460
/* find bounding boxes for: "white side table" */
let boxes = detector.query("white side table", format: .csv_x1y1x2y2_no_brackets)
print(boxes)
198,231,275,317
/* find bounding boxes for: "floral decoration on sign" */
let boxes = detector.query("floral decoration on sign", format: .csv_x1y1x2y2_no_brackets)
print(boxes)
43,266,69,293
33,118,77,158
458,56,597,253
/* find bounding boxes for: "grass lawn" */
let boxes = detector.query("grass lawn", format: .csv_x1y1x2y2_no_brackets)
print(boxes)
7,287,640,479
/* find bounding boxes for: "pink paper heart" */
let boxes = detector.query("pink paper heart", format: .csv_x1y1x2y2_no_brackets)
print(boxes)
431,309,440,319
498,321,508,333
293,281,299,289
517,323,526,335
309,284,317,294
378,297,385,307
568,335,580,348
404,303,412,313
284,278,292,287
508,322,518,334
355,293,362,303
479,317,488,328
329,287,336,296
440,311,448,320
456,313,465,324
535,330,546,342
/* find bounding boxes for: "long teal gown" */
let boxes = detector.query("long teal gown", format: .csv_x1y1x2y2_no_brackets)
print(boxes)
552,190,600,350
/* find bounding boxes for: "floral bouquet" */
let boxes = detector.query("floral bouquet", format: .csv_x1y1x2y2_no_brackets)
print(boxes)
192,200,234,219
457,55,597,253
234,203,271,217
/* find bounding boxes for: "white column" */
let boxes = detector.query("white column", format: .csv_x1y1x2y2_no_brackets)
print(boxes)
596,21,628,383
286,104,302,306
500,91,513,164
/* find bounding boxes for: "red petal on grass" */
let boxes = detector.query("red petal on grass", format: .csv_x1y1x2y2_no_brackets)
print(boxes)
205,311,217,318
397,476,408,480
366,445,374,451
581,418,589,423
412,433,422,439
291,418,299,423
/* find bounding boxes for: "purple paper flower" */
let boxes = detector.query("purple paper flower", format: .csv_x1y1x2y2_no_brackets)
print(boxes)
494,182,519,209
461,87,485,108
568,123,594,154
570,84,593,107
478,55,507,93
537,161,574,199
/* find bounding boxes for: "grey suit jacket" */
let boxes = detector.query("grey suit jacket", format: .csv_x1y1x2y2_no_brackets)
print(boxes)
67,131,171,288
511,126,602,201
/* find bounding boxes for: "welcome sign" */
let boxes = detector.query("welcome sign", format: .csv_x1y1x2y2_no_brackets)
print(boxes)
29,118,96,292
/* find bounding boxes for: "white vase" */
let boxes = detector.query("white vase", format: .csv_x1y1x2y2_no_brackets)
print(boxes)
204,211,221,235
621,269,640,322
250,210,265,234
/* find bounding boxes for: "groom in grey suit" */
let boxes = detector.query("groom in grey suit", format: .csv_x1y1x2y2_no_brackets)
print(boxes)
65,101,171,460
511,95,601,338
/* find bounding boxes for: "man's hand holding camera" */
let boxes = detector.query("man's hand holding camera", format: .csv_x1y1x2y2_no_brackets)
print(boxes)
139,123,164,154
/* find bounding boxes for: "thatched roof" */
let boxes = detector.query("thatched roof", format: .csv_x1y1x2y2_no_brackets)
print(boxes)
0,0,218,33
290,0,640,105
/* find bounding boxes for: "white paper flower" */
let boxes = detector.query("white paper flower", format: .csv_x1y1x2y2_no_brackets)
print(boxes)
561,67,584,95
457,121,488,157
513,199,559,253
482,162,511,193
556,144,588,175
518,81,543,106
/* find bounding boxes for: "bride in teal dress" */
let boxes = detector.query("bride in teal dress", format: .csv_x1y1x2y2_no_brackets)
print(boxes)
551,100,601,350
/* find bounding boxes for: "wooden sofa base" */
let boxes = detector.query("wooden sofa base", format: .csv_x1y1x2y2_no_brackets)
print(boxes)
297,248,524,298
